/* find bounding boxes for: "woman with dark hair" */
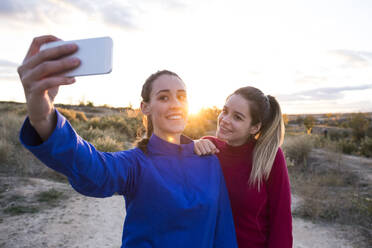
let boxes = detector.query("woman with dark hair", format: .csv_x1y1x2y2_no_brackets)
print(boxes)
195,86,292,248
17,35,237,248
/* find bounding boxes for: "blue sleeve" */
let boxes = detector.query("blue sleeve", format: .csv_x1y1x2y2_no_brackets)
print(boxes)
19,110,140,197
214,165,238,248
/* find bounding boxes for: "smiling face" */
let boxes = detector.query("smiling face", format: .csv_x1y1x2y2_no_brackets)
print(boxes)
141,74,188,143
216,94,261,146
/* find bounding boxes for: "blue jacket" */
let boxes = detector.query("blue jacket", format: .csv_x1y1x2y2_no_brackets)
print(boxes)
20,110,237,248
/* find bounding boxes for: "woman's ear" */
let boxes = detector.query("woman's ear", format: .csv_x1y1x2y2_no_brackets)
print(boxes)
249,122,261,135
141,101,151,115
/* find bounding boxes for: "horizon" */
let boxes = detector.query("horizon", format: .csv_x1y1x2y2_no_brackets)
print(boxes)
1,0,372,114
2,100,372,116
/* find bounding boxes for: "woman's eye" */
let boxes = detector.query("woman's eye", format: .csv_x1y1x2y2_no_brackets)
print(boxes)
234,115,242,121
159,96,169,101
178,95,187,101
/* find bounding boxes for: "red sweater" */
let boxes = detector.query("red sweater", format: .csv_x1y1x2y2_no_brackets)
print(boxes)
204,137,292,248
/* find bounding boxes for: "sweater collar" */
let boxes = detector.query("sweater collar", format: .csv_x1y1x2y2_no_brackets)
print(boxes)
223,138,255,155
147,134,194,156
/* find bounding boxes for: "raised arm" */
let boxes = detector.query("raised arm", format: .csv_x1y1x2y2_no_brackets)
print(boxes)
20,108,140,197
17,35,80,140
18,36,140,197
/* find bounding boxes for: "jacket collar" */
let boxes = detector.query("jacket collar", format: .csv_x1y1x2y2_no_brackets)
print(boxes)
147,134,194,156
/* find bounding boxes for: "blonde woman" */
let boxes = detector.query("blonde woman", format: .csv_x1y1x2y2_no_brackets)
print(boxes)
195,86,292,248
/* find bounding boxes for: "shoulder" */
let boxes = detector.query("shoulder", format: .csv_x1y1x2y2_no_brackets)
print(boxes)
202,136,225,149
111,147,147,164
202,135,217,143
274,147,286,165
268,147,289,180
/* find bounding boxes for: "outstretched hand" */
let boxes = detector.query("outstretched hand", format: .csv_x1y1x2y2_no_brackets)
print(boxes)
17,35,80,140
194,139,219,156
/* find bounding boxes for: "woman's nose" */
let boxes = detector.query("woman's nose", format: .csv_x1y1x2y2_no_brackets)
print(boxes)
170,96,182,108
220,115,230,124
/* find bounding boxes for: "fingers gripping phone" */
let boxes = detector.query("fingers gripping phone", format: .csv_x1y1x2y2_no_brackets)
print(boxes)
40,37,113,77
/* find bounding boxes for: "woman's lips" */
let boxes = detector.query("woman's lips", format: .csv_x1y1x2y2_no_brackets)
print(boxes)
219,124,232,134
166,113,183,120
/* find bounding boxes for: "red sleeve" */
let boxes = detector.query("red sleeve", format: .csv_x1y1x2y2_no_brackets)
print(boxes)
266,148,293,248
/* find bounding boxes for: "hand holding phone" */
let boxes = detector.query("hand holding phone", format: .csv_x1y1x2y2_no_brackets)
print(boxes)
40,36,113,77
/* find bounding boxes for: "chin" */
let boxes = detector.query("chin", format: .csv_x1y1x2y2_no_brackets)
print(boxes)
216,130,229,142
167,124,186,135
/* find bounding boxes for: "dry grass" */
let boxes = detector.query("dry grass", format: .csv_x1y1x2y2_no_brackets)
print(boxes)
283,135,312,167
284,134,372,245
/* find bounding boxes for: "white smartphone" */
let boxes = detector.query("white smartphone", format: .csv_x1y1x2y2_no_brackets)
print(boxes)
40,36,113,77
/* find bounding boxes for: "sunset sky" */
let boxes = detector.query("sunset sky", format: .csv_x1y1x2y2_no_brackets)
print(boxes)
1,0,371,114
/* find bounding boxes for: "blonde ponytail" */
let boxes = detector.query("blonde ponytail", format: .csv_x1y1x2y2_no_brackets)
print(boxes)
232,87,285,191
249,95,284,190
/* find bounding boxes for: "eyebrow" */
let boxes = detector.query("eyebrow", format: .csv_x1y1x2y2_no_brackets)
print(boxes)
224,106,246,119
155,89,186,95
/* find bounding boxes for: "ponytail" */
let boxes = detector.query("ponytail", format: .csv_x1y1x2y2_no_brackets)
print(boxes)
232,87,285,191
136,115,154,154
250,95,284,189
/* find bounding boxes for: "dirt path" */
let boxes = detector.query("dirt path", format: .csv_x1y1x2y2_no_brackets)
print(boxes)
291,195,357,248
311,148,372,182
0,177,125,248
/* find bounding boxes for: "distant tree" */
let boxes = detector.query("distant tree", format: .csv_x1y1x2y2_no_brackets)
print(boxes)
348,113,370,141
282,114,289,127
325,113,333,125
294,116,304,125
303,115,315,134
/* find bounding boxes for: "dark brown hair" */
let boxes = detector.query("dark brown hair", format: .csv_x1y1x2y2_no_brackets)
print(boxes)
232,86,285,189
136,70,182,153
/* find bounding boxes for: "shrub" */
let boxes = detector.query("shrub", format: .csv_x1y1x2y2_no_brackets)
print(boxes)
3,205,39,215
91,136,124,152
75,111,88,122
348,113,370,141
337,139,358,155
57,108,77,122
360,136,372,157
88,115,142,140
36,189,64,203
282,135,312,166
79,127,105,142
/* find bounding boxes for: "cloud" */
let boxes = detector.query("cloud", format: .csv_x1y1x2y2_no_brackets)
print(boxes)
0,59,18,68
0,0,53,22
329,50,372,68
0,59,19,81
295,75,329,85
277,84,372,102
0,0,189,29
0,0,136,28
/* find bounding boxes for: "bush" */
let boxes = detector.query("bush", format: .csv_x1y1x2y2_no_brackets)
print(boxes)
79,127,105,142
75,111,88,122
88,115,142,140
57,108,87,123
282,135,312,166
360,136,372,157
337,139,358,155
57,108,77,122
91,136,124,152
